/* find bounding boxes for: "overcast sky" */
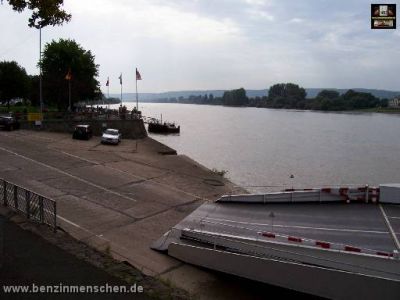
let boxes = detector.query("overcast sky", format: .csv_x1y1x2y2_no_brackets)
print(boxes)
1,0,399,93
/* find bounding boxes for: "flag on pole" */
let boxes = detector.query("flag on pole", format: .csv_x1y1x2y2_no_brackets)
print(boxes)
136,68,142,80
119,73,122,85
106,77,109,86
65,68,72,81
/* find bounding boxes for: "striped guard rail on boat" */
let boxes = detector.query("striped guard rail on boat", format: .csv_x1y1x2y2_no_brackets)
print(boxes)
258,230,397,259
179,228,399,264
217,185,380,204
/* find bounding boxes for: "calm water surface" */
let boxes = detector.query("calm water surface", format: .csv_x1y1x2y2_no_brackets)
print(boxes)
122,103,400,192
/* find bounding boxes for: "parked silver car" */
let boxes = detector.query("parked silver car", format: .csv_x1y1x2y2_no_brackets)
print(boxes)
101,129,121,145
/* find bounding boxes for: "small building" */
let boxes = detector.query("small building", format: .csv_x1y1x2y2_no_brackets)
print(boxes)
388,97,400,108
388,96,400,108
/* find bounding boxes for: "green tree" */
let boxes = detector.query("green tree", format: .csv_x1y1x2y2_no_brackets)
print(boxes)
316,90,340,100
0,61,30,109
28,75,40,107
40,39,101,110
342,90,379,109
222,88,248,106
6,0,71,28
380,98,389,108
311,89,343,110
268,83,306,108
311,89,379,111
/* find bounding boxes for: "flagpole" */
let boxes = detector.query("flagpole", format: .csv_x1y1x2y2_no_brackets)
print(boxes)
106,77,110,110
68,80,71,111
120,74,123,104
136,68,138,111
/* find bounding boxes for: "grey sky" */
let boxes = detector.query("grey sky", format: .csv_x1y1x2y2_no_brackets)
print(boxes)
1,0,399,93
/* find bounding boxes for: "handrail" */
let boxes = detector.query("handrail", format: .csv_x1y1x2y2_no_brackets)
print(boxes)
0,178,57,232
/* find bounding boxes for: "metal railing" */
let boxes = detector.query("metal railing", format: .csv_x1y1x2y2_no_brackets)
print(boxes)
0,179,57,232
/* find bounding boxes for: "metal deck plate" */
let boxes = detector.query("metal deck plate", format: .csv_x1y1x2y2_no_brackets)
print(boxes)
173,202,399,253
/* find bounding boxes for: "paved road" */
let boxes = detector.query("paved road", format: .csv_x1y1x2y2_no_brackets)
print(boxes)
0,218,148,300
0,130,266,299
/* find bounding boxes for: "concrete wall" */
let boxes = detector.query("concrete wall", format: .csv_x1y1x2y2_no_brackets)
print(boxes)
20,119,147,139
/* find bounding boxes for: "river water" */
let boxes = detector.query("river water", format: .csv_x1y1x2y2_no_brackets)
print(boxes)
122,103,400,193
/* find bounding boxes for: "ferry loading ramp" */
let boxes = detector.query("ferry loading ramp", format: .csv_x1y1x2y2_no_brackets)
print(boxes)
153,187,400,299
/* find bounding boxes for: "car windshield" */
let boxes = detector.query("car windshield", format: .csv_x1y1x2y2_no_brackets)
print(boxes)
104,129,118,135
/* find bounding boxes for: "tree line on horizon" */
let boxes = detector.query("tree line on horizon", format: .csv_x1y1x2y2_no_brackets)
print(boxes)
154,83,390,111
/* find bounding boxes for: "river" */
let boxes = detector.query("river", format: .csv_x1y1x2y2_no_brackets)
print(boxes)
122,103,400,193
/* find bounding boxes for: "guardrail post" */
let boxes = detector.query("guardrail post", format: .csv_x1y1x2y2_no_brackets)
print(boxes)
39,196,44,223
3,180,7,207
53,201,57,233
26,190,31,219
13,185,18,209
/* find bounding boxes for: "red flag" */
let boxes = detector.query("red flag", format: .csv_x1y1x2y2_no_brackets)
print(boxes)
65,68,72,81
106,77,109,86
136,68,142,80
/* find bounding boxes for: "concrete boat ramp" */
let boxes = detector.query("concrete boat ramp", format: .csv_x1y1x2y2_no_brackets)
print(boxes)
153,188,400,299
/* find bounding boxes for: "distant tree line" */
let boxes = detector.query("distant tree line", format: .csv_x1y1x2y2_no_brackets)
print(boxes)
152,83,389,111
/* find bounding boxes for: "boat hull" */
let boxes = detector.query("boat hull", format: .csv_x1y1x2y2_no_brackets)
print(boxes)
148,123,180,134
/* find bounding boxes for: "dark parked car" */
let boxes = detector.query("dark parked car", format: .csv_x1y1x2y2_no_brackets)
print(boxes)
0,115,20,131
72,125,93,140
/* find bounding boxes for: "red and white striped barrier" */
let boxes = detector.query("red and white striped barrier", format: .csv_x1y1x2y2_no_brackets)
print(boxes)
218,185,382,204
287,185,377,204
258,231,395,258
